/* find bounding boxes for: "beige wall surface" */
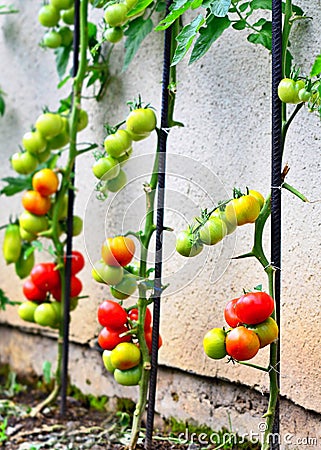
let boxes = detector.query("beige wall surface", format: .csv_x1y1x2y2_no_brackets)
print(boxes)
0,0,320,428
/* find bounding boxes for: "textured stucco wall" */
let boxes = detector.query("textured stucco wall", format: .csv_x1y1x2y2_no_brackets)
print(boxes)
0,0,321,436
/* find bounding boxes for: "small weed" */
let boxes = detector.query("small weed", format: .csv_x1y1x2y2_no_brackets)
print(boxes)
0,417,8,443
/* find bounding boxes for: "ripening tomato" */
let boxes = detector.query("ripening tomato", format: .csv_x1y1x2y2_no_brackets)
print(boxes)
23,278,47,302
249,190,264,210
102,236,135,267
199,217,227,245
32,168,59,197
22,190,51,216
225,194,261,226
145,327,163,353
126,108,157,135
98,325,131,350
224,298,241,328
211,209,236,235
128,307,152,330
235,291,274,325
110,342,141,370
114,365,142,386
97,300,128,330
249,317,279,348
225,326,260,361
203,328,227,360
175,230,203,257
31,262,60,292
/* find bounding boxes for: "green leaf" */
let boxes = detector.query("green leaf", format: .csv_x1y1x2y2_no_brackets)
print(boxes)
239,2,249,12
0,94,5,116
42,361,52,385
232,19,246,30
155,0,194,30
0,289,18,311
247,30,271,49
250,0,271,10
54,46,72,79
127,0,154,17
0,176,32,197
253,17,266,27
310,54,321,78
171,15,205,66
191,0,203,9
57,75,70,89
189,14,231,64
210,0,231,17
123,17,153,71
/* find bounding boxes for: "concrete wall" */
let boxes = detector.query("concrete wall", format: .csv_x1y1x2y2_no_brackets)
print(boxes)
1,0,321,444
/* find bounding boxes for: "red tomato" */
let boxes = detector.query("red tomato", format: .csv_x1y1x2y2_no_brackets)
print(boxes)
128,307,152,331
64,250,85,275
30,262,60,291
235,292,274,325
23,279,47,302
97,300,128,330
225,326,260,361
224,298,241,328
145,327,163,353
98,326,131,351
51,276,83,301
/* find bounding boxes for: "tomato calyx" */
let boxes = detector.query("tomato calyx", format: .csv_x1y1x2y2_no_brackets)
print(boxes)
127,94,153,112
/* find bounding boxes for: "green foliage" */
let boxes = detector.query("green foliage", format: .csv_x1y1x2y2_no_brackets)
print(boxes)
0,418,8,443
123,17,154,71
0,175,32,197
0,89,5,116
0,288,19,311
55,46,72,80
310,54,321,78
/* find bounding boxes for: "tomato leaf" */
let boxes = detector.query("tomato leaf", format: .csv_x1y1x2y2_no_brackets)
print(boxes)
247,21,272,50
54,46,72,79
155,0,194,31
0,176,32,197
171,15,205,66
127,0,154,17
232,19,246,30
123,17,153,71
310,54,321,78
0,288,19,311
250,0,271,10
210,0,231,17
189,15,231,64
0,93,5,117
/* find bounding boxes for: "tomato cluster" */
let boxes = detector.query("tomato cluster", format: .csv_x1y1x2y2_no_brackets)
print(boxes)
92,235,140,299
97,300,162,386
176,189,264,258
38,0,75,50
92,107,157,194
18,251,85,328
203,290,278,362
278,78,311,104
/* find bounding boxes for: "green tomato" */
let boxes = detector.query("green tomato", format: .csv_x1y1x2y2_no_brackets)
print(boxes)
22,130,47,155
34,303,58,327
72,215,83,236
298,88,311,103
277,78,305,104
203,328,227,360
102,350,115,373
51,0,73,10
15,250,35,279
104,4,128,27
199,217,227,245
38,5,60,28
50,301,62,328
126,108,157,135
114,365,142,386
211,209,236,235
37,147,51,163
126,129,150,141
2,224,22,264
106,169,127,192
175,230,203,257
124,0,138,11
92,156,120,180
61,6,74,25
18,301,38,323
110,274,137,300
11,151,38,175
92,260,124,285
117,147,133,166
20,227,37,242
104,27,124,44
110,342,141,370
19,211,49,234
35,113,63,139
104,130,132,158
77,109,88,132
58,26,73,46
249,317,279,348
43,30,62,48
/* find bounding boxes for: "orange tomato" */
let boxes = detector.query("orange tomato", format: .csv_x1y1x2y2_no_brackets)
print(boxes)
32,168,59,197
22,190,51,216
